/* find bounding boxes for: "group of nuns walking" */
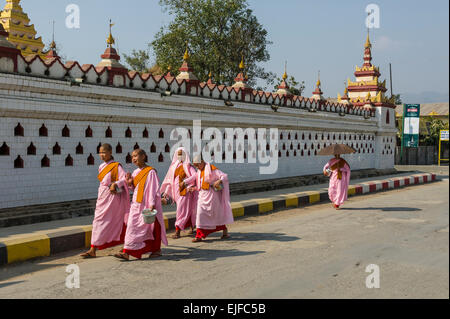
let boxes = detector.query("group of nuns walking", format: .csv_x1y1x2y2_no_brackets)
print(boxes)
80,142,350,261
80,144,234,261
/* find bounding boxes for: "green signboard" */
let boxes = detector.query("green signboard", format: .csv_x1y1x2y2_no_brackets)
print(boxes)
402,104,420,148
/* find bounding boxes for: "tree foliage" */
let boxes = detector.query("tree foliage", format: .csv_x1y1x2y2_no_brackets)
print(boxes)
393,94,402,105
421,117,449,146
123,48,151,73
271,74,306,96
151,0,272,86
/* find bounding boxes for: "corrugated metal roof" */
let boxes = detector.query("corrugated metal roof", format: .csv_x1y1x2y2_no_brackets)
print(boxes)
395,103,449,117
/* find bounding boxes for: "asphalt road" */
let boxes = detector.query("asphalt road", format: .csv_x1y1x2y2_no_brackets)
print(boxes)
0,177,448,299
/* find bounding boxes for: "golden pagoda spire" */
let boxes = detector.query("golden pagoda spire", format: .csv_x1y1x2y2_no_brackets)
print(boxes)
239,54,245,70
282,61,288,80
316,70,321,88
1,0,46,57
107,19,115,47
365,29,372,49
49,20,56,49
183,41,190,61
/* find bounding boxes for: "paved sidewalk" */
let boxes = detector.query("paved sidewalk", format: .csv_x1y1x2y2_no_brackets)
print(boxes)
0,171,438,266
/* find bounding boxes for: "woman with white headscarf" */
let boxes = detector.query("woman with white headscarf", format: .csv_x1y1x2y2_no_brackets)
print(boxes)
160,147,198,239
182,154,234,242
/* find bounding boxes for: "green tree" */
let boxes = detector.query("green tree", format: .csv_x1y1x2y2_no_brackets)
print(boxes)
272,75,305,96
151,0,272,86
393,94,402,105
421,117,449,146
123,48,151,73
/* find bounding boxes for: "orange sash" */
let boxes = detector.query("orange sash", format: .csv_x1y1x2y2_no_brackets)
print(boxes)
175,165,187,196
97,162,119,183
133,166,154,203
330,159,349,180
200,165,217,190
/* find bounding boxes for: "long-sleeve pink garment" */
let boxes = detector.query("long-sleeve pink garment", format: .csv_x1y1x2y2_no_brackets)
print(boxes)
184,164,234,230
323,158,351,206
123,167,168,251
91,160,130,248
171,163,198,230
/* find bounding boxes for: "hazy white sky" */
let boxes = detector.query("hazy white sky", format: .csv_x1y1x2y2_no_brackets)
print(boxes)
4,0,449,102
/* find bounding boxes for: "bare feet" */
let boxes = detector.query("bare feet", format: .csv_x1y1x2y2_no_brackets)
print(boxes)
187,228,195,235
192,237,203,243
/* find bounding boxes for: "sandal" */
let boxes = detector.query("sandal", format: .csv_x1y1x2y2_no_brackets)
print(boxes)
80,252,96,259
221,234,231,240
113,252,129,260
192,237,203,243
149,251,162,259
172,233,181,239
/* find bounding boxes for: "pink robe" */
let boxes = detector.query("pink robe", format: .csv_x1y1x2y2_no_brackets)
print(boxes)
185,163,234,230
91,160,130,249
324,158,351,206
123,167,168,252
160,147,198,231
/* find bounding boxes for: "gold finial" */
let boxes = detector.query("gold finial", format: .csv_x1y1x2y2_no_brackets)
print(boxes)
167,65,172,72
183,41,190,61
344,87,348,95
365,29,371,49
50,20,56,49
282,61,288,80
107,19,115,47
366,92,371,100
239,55,245,70
208,71,212,78
316,70,321,87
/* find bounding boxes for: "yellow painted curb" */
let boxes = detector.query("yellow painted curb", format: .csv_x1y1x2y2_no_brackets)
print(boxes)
285,195,298,208
231,203,245,217
347,186,356,196
80,226,93,248
255,199,274,213
5,235,50,264
309,193,320,204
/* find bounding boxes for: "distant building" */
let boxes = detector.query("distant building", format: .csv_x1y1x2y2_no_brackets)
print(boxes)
394,102,449,146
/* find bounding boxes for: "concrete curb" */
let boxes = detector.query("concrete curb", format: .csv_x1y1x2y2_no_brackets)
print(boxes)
0,173,437,266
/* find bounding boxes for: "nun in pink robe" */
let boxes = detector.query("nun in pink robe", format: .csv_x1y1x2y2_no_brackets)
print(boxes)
160,147,198,237
183,156,234,241
323,155,351,209
89,160,130,251
115,150,168,260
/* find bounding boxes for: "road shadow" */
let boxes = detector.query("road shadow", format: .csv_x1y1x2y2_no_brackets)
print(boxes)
0,262,68,283
340,207,422,212
206,232,301,243
0,280,26,289
141,232,301,262
153,246,266,262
